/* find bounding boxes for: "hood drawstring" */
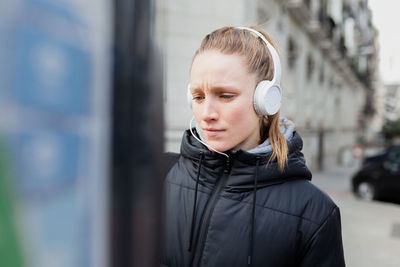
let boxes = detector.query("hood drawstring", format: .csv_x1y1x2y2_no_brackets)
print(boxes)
248,157,260,265
188,152,204,252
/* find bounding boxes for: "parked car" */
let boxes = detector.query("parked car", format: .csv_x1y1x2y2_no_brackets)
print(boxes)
352,145,400,202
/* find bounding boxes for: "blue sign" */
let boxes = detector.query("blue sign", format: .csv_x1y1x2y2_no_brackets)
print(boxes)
12,130,84,196
1,0,110,266
22,0,82,22
13,26,91,115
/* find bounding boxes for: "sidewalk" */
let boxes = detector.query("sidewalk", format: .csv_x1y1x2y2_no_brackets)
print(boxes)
312,166,400,267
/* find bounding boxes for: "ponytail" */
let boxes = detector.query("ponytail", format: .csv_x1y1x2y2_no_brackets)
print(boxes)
260,112,288,172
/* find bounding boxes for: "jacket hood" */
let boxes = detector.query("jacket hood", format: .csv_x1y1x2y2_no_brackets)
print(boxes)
180,123,312,193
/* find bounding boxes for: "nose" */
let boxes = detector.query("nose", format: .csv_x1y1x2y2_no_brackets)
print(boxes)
201,97,219,122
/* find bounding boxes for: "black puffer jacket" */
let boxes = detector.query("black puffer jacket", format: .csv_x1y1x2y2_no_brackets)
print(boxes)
162,130,345,267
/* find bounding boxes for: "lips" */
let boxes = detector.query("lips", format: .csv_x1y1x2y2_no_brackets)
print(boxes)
203,128,224,137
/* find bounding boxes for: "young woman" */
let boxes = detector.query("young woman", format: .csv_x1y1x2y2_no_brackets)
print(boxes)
162,26,345,267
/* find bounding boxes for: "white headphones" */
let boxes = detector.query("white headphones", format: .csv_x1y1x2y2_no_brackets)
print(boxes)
187,26,282,116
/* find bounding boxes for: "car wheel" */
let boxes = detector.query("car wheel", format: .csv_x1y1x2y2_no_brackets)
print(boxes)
356,182,375,201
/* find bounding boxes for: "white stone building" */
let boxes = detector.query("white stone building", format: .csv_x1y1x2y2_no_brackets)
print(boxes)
155,0,377,171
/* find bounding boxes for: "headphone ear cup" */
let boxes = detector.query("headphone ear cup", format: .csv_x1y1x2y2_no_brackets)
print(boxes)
253,80,282,116
187,83,193,109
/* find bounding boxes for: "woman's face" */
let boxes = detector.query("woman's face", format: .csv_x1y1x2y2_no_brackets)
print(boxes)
190,50,261,152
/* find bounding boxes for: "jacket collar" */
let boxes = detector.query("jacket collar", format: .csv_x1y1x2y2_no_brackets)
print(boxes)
180,129,312,192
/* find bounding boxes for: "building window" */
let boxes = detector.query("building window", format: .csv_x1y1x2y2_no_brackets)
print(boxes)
319,65,325,84
306,53,315,81
287,37,298,70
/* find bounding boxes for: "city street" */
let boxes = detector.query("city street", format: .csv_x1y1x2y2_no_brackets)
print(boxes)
312,166,400,267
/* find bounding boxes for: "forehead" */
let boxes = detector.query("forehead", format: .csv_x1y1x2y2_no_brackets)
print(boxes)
190,50,253,86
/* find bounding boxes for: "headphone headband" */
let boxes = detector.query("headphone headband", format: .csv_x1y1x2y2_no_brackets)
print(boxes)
235,27,281,85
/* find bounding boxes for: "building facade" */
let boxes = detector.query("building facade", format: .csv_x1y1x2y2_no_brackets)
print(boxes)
385,83,400,121
155,0,377,171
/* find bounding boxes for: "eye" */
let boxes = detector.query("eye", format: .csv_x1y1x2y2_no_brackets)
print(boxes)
193,95,204,101
220,94,234,100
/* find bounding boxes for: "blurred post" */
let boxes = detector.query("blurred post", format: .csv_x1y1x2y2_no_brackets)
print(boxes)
111,0,164,266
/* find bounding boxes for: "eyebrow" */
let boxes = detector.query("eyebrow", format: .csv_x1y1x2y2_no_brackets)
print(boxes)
191,85,240,93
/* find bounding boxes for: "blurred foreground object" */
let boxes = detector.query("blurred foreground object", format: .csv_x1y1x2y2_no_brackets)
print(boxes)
0,0,113,266
0,0,163,266
111,0,164,266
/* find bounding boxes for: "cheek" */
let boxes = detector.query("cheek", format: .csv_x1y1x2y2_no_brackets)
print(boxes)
192,105,202,120
226,103,258,126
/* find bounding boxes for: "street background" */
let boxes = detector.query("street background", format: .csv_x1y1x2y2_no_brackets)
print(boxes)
313,166,400,267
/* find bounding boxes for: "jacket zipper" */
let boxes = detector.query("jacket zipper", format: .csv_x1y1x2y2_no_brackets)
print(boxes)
191,158,231,267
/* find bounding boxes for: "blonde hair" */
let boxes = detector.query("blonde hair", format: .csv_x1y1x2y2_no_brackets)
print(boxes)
193,25,288,171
